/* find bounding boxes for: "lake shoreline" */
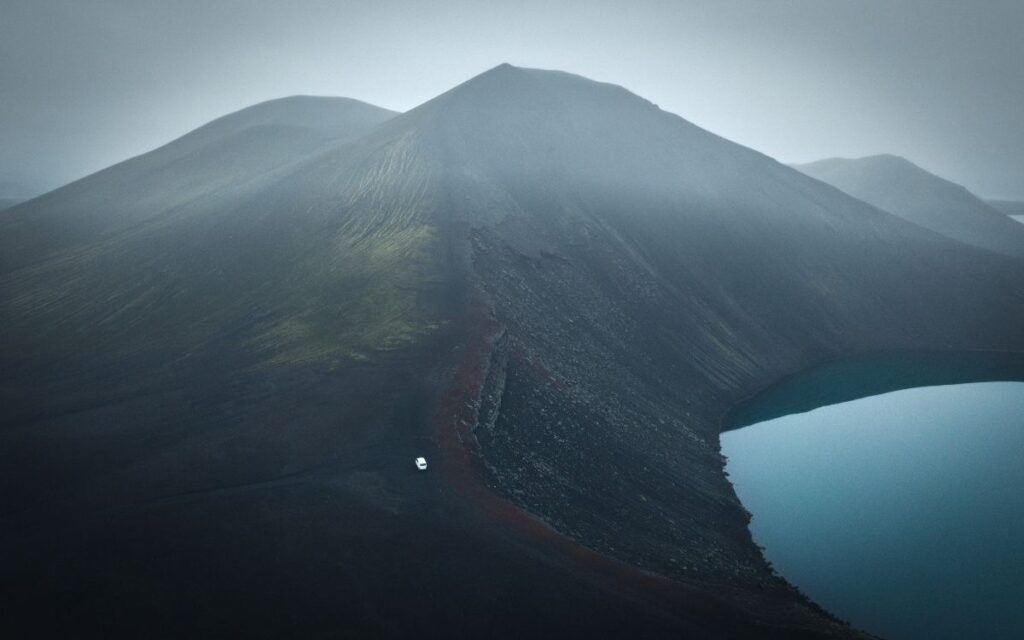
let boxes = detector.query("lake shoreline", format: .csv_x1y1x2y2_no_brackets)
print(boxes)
720,355,1024,639
722,348,1024,433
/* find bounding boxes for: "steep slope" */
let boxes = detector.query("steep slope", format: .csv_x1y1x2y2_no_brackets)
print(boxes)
3,65,1024,638
793,155,1024,259
0,96,397,271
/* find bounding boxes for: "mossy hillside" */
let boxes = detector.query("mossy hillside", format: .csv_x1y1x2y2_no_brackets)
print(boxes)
0,124,447,369
247,127,451,365
252,223,442,365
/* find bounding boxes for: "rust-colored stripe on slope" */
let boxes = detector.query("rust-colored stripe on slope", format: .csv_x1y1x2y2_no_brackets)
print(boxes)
431,303,753,631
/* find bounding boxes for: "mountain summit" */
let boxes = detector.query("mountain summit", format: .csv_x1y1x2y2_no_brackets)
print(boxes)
3,66,1023,638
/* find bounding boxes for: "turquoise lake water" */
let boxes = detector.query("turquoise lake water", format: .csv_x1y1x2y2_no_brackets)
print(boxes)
721,381,1024,640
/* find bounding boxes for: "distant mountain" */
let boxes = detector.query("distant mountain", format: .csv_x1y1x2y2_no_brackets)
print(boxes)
3,65,1023,638
987,199,1024,226
987,199,1024,216
0,179,37,210
793,155,1024,259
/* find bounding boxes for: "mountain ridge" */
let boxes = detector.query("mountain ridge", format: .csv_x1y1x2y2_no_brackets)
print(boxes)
0,96,397,272
792,154,1024,259
987,198,1024,220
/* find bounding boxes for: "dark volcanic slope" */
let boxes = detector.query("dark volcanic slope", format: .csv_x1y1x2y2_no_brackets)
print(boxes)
3,65,1024,638
793,155,1024,259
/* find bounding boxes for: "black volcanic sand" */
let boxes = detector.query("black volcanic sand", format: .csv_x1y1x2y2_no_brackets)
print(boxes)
7,349,1020,638
0,333,812,639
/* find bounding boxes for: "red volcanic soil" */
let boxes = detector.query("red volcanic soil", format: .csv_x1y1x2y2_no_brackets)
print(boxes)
429,302,836,639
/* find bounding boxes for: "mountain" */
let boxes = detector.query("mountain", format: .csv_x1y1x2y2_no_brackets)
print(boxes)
987,199,1024,224
3,65,1023,638
0,96,396,271
0,179,37,210
987,199,1024,216
792,155,1024,259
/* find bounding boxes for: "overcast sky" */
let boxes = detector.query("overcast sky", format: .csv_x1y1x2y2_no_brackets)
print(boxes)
2,0,1022,198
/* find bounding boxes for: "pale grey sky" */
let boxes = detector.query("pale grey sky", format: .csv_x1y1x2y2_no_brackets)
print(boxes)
2,0,1022,198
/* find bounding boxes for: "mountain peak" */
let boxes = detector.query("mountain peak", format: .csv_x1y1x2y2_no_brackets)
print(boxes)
488,61,516,72
420,63,654,116
857,153,917,170
185,95,397,143
794,154,916,173
794,154,1024,258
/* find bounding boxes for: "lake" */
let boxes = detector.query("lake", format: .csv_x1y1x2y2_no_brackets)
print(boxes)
722,380,1024,640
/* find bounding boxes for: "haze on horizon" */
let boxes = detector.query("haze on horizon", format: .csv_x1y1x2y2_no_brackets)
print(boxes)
2,0,1023,199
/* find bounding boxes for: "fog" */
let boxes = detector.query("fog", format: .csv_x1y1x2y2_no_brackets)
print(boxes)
2,0,1022,198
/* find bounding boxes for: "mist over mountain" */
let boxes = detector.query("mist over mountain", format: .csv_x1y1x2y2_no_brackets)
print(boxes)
3,65,1023,638
793,155,1024,259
